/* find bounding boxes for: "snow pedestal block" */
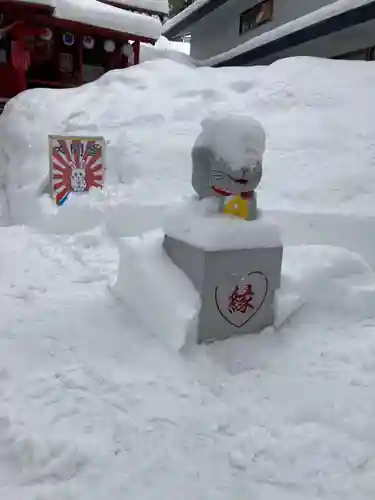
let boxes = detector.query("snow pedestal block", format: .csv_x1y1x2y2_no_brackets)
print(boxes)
163,206,283,344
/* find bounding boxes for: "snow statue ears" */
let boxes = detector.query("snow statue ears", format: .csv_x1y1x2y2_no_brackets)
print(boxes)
191,115,266,221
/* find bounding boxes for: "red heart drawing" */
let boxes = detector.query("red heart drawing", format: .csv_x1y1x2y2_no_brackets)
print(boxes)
215,272,268,328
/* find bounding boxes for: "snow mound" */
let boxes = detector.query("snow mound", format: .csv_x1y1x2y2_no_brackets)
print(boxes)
140,39,194,65
2,49,375,500
194,114,266,171
112,230,201,351
1,56,375,238
113,224,375,351
1,218,375,498
155,36,190,55
276,244,375,328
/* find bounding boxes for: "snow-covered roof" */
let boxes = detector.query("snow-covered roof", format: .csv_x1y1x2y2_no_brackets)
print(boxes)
162,0,224,37
55,0,162,39
163,0,208,31
10,0,163,40
199,0,375,66
103,0,169,15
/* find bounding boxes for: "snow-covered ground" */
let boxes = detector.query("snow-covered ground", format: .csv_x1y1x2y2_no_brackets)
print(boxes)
0,50,375,499
2,55,375,223
156,36,191,54
140,36,191,63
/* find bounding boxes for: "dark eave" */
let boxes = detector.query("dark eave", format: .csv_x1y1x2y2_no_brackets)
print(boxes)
213,0,375,67
163,0,230,39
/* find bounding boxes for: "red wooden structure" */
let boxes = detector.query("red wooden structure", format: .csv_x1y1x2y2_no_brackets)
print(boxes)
0,0,161,110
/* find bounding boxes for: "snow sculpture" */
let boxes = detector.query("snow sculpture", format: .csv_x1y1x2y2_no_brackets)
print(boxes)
191,115,266,221
163,114,283,344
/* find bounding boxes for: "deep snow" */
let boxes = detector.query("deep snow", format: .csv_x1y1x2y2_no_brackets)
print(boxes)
2,56,375,228
0,48,375,500
1,224,375,500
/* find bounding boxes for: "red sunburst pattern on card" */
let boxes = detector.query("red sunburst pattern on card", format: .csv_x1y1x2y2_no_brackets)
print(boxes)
51,137,104,205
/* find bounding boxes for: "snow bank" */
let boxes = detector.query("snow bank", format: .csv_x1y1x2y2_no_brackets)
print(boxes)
1,42,375,500
0,227,375,500
1,56,375,247
2,39,375,500
264,210,375,271
112,220,375,353
1,225,375,499
140,36,193,64
155,35,191,54
275,244,374,328
164,198,281,250
194,114,266,171
112,230,201,350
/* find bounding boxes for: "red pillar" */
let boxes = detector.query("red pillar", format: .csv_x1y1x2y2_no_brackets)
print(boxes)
9,23,44,94
10,40,30,92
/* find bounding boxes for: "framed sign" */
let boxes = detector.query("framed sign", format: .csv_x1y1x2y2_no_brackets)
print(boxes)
58,52,73,73
49,135,105,205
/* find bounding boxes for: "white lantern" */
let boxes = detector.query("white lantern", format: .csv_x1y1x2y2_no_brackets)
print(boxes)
122,43,133,57
62,32,75,46
41,28,53,41
83,35,95,49
104,40,115,53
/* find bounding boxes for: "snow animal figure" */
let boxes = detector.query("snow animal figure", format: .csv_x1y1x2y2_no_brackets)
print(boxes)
70,167,87,193
191,115,266,221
